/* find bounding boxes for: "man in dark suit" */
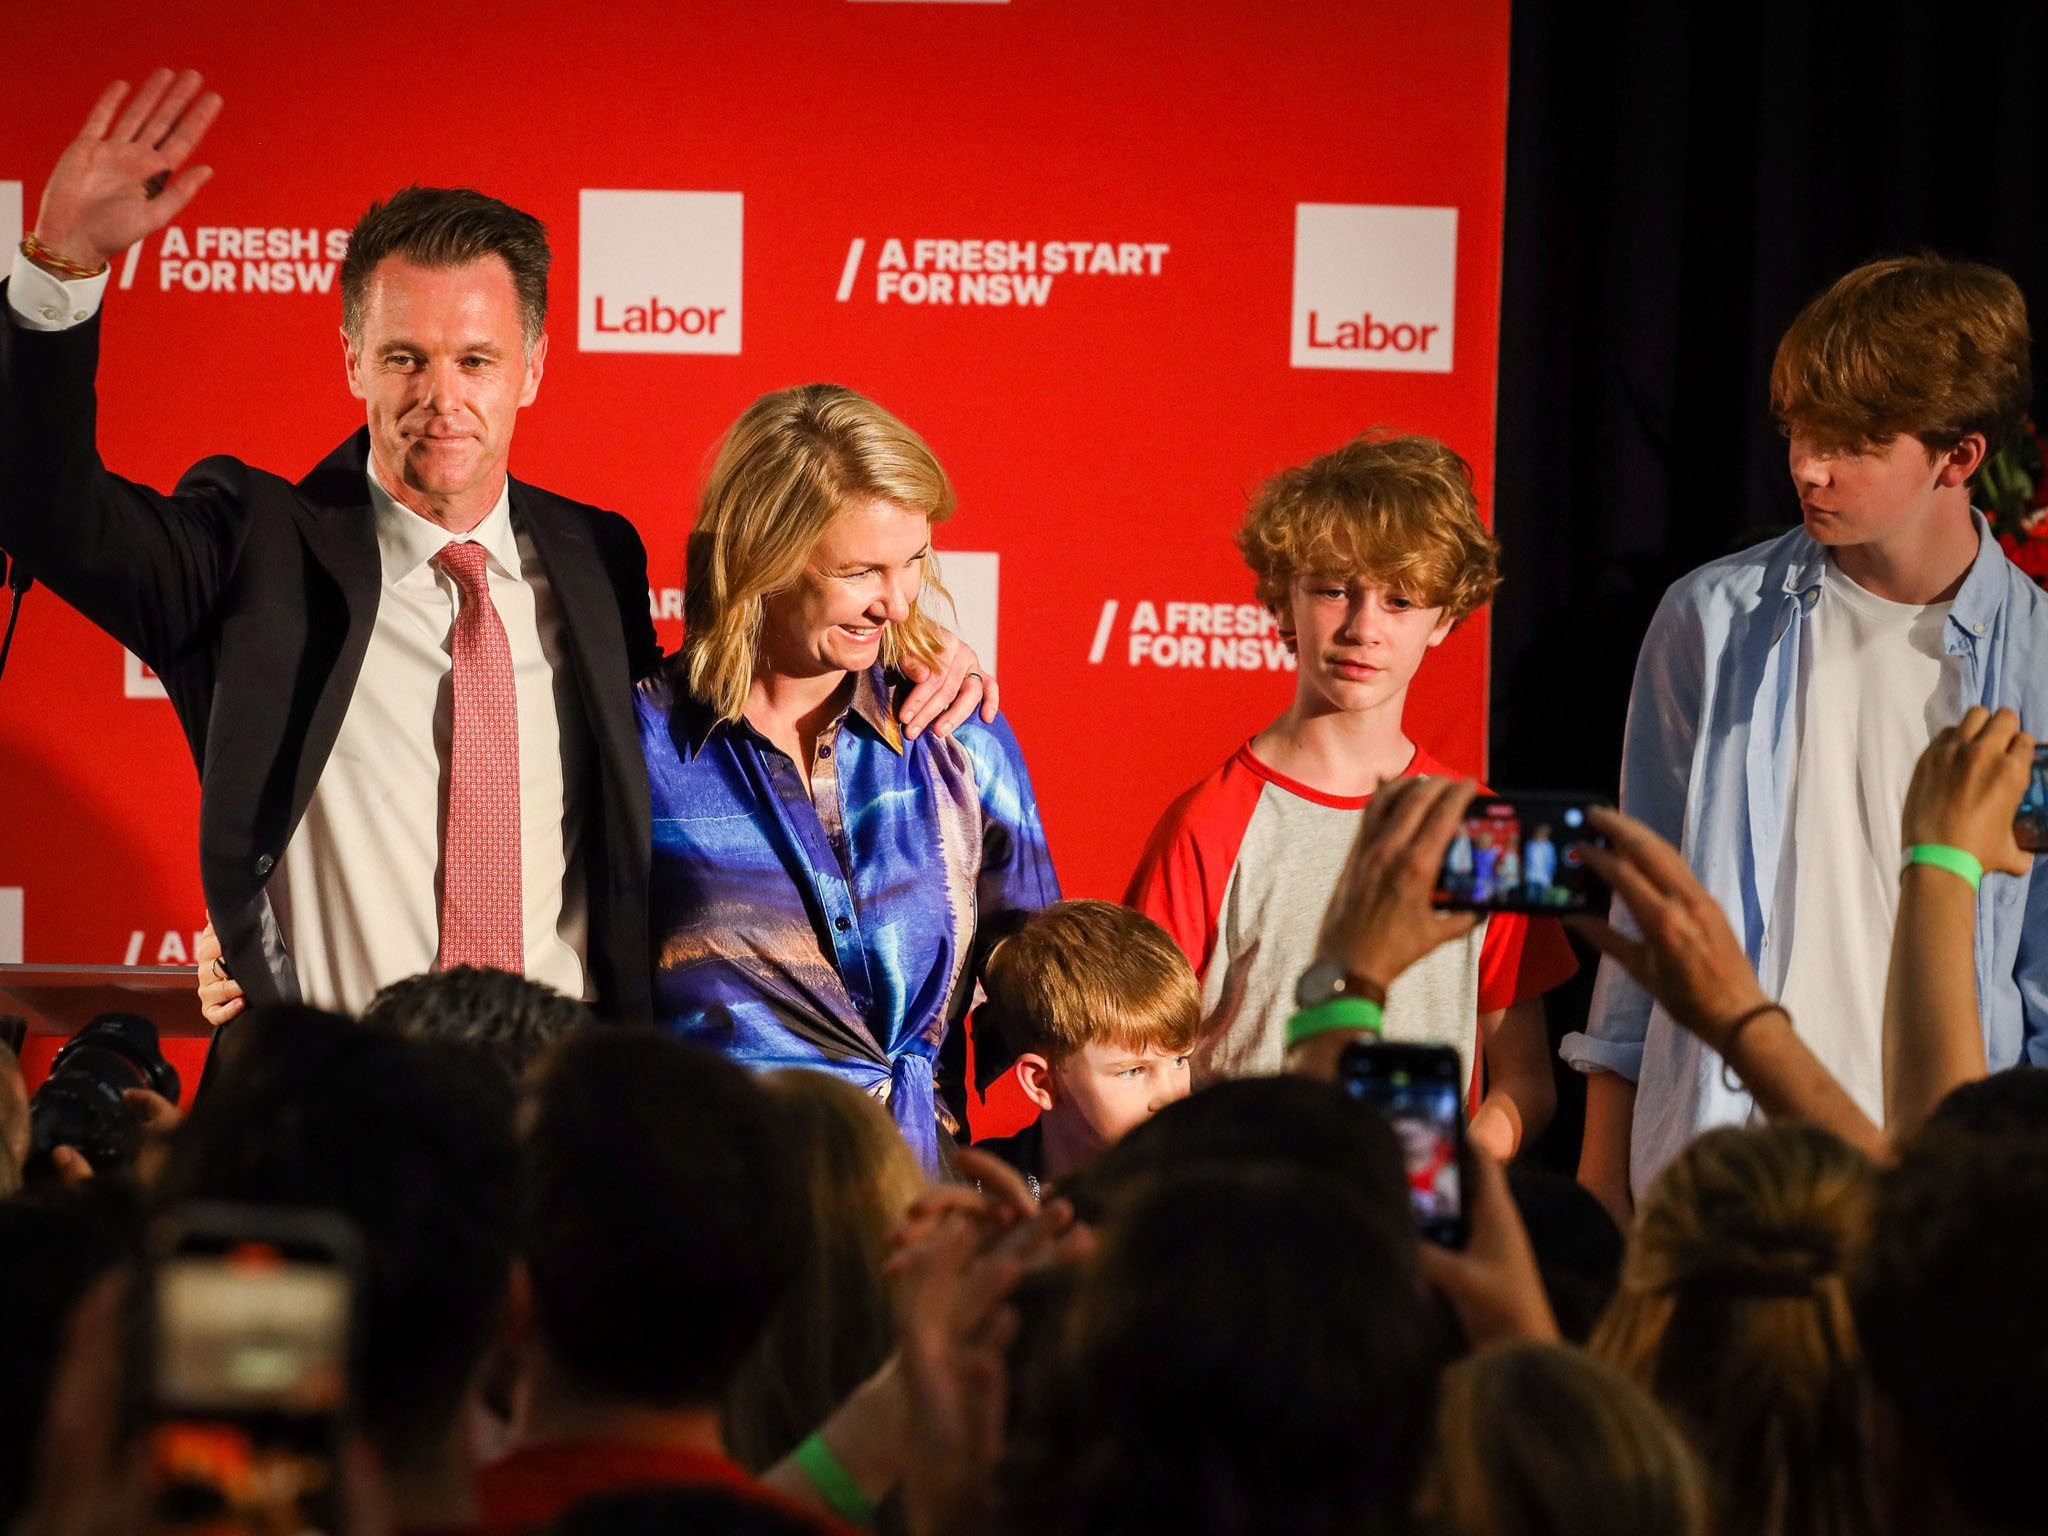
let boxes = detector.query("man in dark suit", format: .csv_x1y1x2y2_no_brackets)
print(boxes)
2,71,990,1032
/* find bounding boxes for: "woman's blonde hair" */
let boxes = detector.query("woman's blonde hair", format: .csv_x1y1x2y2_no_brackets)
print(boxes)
1420,1342,1708,1536
721,1069,925,1474
682,383,954,722
1591,1124,1879,1536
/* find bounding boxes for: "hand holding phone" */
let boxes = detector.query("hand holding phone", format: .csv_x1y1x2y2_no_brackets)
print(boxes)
1900,706,2038,877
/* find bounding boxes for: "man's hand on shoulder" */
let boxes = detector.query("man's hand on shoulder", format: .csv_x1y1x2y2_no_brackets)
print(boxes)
28,71,221,276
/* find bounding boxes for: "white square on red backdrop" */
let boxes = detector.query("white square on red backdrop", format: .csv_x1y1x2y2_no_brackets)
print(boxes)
1291,203,1458,374
579,189,744,356
0,182,21,263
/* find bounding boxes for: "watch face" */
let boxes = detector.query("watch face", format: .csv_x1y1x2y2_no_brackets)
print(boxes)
1296,960,1346,1010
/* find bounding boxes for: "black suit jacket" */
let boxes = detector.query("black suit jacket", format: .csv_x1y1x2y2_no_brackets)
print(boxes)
0,284,658,1026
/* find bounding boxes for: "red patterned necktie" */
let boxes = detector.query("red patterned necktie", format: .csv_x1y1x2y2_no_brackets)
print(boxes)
434,541,523,973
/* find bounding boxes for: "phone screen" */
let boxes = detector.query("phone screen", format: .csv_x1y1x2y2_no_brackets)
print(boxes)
1337,1043,1468,1247
149,1231,353,1536
1435,793,1607,913
2018,745,2048,855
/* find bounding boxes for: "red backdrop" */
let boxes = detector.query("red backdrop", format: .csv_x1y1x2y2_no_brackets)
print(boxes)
0,0,1512,1103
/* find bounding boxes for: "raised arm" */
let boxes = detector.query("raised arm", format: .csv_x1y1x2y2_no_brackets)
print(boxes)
2,74,235,666
25,71,221,280
1885,706,2037,1138
1568,809,1884,1159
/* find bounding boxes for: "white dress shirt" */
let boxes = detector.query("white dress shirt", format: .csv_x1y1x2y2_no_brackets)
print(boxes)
8,251,596,1011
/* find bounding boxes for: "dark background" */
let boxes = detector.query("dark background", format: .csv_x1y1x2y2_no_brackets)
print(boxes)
1489,0,2048,1168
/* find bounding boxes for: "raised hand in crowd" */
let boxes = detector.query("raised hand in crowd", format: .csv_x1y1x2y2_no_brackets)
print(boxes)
1419,1141,1560,1351
1286,775,1482,1083
1568,808,1883,1163
29,71,221,275
884,1167,1091,1536
1885,705,2038,1137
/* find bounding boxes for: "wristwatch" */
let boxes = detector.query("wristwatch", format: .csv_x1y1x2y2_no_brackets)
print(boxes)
1294,960,1387,1011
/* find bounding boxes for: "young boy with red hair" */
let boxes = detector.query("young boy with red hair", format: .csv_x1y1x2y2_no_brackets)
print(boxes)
1127,431,1577,1160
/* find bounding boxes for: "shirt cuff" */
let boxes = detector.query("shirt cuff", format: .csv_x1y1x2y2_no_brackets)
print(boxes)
1558,1029,1644,1081
7,248,110,331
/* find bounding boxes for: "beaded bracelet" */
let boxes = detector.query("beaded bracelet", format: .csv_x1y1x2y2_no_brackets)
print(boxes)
20,233,109,281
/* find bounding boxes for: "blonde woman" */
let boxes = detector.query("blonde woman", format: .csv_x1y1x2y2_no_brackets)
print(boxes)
640,384,1058,1170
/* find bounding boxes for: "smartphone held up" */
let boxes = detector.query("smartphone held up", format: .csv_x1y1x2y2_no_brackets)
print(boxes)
1337,1039,1469,1248
144,1204,361,1536
1434,792,1611,914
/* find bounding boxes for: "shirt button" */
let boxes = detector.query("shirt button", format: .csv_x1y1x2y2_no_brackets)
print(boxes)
1973,622,1987,635
255,853,276,877
39,306,61,321
818,745,832,760
834,915,851,932
72,310,89,321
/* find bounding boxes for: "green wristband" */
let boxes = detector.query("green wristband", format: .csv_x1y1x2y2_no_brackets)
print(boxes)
793,1431,875,1528
1904,843,1984,892
1285,996,1386,1048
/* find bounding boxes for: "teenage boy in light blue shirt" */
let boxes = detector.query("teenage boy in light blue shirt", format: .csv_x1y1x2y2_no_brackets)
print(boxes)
1564,255,2048,1220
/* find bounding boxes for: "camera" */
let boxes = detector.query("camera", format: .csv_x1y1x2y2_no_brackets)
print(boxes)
29,1012,181,1177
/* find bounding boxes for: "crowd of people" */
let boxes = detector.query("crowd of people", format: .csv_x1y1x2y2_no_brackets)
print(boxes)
4,66,2047,1536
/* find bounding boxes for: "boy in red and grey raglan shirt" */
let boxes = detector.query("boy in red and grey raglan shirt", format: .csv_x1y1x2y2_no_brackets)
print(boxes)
1127,431,1576,1160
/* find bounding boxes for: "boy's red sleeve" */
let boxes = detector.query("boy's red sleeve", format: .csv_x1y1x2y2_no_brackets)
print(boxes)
1123,767,1257,980
1475,912,1579,1013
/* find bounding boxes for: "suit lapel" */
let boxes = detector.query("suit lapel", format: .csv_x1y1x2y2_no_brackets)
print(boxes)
512,478,650,857
288,430,383,826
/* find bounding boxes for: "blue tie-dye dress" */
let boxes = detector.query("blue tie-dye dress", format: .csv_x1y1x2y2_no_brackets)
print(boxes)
636,664,1060,1171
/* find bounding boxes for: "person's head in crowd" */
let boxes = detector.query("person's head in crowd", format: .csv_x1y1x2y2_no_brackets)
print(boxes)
0,1195,133,1531
518,1029,805,1437
1506,1162,1625,1344
0,1040,27,1198
1922,1063,2048,1139
1236,429,1499,719
1593,1123,1878,1536
980,901,1199,1182
1856,1118,2048,1536
1003,1163,1437,1536
1419,1342,1708,1536
1059,1074,1412,1241
155,1005,517,1524
723,1069,923,1472
1770,253,2029,553
361,964,592,1080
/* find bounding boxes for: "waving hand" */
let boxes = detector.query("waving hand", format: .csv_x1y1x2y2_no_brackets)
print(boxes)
32,70,222,273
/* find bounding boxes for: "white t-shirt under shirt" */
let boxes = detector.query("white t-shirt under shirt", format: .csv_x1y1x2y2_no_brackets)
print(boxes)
1772,558,1966,1123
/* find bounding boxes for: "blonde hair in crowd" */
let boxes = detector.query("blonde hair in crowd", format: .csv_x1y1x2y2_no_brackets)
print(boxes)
1420,1342,1708,1536
1592,1124,1879,1536
1235,429,1502,625
682,383,954,724
722,1069,925,1473
982,900,1202,1066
